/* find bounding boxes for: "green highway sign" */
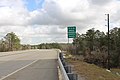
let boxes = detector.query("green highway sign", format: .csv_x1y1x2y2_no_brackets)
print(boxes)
67,26,76,38
68,27,76,33
68,33,76,38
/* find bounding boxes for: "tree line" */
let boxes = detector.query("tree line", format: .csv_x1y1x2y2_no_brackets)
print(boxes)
0,32,62,52
0,32,21,52
69,27,120,68
37,43,61,49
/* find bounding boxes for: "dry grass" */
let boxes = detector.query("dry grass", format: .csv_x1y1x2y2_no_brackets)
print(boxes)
66,58,120,80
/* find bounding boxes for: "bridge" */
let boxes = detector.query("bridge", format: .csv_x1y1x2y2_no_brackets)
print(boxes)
0,49,78,80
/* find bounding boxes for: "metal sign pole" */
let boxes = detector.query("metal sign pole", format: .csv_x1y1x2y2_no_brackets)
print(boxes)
75,38,76,54
68,38,69,44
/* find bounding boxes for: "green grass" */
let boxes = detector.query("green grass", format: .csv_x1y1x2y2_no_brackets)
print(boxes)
66,58,120,80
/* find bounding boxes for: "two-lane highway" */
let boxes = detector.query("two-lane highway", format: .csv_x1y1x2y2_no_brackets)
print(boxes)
0,49,59,80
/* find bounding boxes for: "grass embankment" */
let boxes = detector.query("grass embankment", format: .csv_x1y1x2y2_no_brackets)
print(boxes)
66,58,120,80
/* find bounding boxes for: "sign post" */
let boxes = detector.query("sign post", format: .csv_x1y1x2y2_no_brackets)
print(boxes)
67,26,76,54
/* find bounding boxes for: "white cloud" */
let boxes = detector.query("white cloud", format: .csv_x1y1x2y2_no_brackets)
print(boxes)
0,0,120,44
0,0,29,26
91,0,112,5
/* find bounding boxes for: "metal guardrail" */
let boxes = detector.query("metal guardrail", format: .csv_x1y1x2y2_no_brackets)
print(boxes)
58,53,69,80
58,52,78,80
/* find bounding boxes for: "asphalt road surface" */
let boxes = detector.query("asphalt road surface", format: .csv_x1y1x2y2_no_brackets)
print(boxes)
0,49,59,80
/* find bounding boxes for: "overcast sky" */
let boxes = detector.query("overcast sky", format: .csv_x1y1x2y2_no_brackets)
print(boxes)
0,0,120,44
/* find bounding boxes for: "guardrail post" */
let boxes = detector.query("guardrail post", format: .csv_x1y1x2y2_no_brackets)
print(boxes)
59,53,64,60
64,65,72,73
67,73,78,80
63,61,67,66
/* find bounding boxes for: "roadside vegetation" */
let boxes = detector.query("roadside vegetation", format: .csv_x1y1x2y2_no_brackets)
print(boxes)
37,43,62,49
66,27,120,80
66,58,120,80
68,27,120,68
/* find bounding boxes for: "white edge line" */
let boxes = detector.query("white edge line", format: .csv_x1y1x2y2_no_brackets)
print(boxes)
0,59,39,80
